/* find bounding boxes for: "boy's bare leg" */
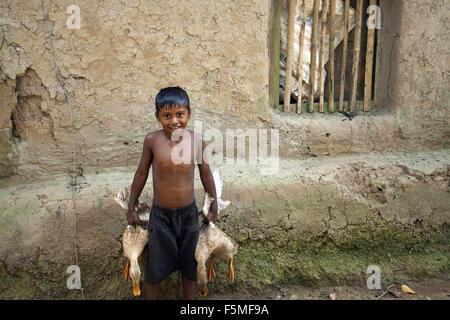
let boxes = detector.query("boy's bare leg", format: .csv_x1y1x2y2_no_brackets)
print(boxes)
146,282,160,300
181,275,196,300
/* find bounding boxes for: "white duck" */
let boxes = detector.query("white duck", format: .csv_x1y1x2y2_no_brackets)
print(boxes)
195,169,238,297
114,186,150,296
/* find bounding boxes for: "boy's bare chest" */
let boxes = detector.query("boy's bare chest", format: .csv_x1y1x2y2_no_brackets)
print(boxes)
152,142,195,171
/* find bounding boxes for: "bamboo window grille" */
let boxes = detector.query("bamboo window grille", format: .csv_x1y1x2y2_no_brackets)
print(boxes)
271,0,379,114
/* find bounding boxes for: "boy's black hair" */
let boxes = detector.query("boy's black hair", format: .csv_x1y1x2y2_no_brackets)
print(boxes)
155,86,190,113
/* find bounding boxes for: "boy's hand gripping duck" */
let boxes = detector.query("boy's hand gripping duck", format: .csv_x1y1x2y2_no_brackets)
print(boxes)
195,168,238,297
114,186,150,296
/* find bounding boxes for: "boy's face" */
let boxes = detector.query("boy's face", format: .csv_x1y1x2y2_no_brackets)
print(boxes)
156,105,191,137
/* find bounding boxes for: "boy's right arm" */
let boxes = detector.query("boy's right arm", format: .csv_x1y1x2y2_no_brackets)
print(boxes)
127,134,153,225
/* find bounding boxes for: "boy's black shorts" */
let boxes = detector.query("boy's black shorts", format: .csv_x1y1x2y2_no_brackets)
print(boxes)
145,200,199,284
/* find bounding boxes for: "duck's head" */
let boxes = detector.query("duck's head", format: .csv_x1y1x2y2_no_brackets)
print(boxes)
129,259,141,296
197,261,209,297
198,277,208,297
199,287,208,297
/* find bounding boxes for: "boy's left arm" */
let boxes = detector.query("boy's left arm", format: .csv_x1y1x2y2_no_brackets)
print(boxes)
197,138,218,223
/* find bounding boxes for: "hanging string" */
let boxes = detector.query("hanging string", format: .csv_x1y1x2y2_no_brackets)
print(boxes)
41,0,85,300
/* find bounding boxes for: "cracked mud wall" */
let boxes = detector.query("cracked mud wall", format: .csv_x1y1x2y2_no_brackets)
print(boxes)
0,1,448,179
0,78,17,177
376,0,450,147
0,0,449,179
0,0,271,179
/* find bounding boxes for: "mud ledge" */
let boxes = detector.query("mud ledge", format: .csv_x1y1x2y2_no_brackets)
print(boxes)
0,228,448,299
0,149,448,299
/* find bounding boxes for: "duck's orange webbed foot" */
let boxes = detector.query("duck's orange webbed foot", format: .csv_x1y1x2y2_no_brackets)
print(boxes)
121,258,130,281
208,255,216,281
228,257,234,282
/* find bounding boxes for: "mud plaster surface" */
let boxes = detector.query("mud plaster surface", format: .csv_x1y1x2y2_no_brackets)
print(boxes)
0,0,449,299
0,148,448,299
0,0,449,180
0,0,270,178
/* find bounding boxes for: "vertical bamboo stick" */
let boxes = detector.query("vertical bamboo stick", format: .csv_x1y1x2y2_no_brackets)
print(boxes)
327,0,336,112
338,0,349,112
364,0,377,111
350,0,364,112
270,0,281,110
297,0,307,114
284,0,297,112
308,0,320,112
319,0,329,113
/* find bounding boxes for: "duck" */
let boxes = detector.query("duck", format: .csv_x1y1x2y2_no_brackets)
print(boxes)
195,168,238,297
114,186,150,296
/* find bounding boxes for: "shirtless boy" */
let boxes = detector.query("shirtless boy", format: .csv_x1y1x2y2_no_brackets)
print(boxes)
126,87,218,300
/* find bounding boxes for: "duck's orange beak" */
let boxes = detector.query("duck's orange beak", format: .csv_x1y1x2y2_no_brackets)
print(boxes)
199,287,207,297
132,280,141,296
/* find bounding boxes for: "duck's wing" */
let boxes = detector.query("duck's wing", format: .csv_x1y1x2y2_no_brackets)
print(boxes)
202,192,213,219
114,186,131,209
138,211,150,222
212,168,223,199
212,169,231,213
202,168,230,218
217,199,231,212
136,201,150,214
115,186,152,214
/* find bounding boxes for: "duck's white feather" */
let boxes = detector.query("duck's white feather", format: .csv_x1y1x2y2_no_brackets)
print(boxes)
115,185,150,221
218,199,231,213
203,168,230,220
212,168,223,199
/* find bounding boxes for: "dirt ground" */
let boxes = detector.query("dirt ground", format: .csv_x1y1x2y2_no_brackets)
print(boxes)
203,276,450,300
